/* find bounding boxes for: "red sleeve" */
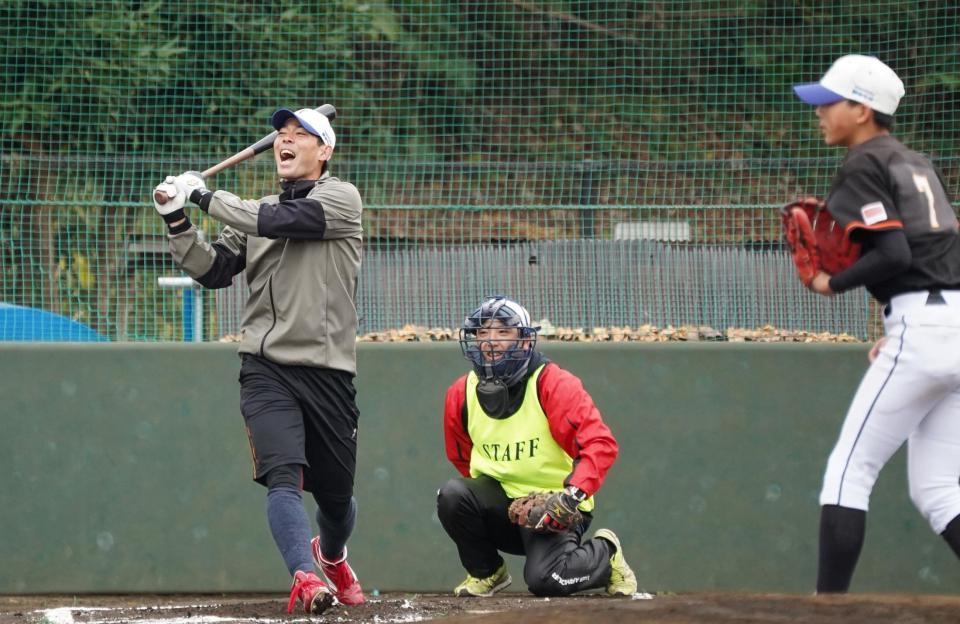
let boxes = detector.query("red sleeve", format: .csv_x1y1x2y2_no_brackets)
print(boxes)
537,363,619,496
443,375,472,477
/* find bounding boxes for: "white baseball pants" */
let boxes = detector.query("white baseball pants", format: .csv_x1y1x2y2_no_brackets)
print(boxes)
820,289,960,534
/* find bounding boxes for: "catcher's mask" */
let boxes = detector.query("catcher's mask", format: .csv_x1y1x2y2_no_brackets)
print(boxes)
459,296,540,388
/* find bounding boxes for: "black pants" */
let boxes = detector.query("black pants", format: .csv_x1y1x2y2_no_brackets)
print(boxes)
437,475,613,596
239,354,359,500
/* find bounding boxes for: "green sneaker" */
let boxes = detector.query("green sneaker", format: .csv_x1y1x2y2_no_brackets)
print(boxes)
594,529,638,596
453,561,512,597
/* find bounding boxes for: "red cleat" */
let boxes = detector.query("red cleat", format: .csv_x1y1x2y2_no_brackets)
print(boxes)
311,536,366,605
287,570,334,614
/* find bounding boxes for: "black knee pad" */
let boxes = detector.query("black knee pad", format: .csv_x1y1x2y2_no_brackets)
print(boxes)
265,464,302,491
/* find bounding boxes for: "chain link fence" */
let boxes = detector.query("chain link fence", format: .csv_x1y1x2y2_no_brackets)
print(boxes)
2,1,957,341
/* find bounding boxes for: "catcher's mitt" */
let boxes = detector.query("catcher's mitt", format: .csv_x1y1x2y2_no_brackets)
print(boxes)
507,491,583,533
781,197,861,286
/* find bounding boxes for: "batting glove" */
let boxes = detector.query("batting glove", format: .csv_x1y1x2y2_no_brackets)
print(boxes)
173,171,208,203
153,176,187,224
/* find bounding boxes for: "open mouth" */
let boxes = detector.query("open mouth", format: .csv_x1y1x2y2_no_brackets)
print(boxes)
280,149,296,162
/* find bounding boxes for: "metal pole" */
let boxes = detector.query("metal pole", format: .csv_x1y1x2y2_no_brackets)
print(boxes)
156,230,205,343
193,286,203,343
579,159,597,239
157,276,203,342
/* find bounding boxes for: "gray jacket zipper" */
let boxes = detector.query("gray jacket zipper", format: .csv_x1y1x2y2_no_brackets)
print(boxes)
259,275,278,357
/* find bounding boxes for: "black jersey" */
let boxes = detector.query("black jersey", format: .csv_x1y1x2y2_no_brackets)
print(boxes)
825,135,960,302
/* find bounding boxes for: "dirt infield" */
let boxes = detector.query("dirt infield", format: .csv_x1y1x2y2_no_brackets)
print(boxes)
4,591,960,624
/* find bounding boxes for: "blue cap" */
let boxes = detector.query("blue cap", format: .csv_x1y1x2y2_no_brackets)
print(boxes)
792,83,845,106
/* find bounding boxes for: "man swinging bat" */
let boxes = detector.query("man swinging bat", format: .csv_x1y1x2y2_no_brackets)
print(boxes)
151,106,364,615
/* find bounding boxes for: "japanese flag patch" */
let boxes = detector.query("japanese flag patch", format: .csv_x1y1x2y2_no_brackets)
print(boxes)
860,201,887,225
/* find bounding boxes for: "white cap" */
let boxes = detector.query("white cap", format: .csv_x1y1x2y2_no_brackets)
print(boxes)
497,298,533,327
270,108,336,148
471,295,538,330
793,55,905,116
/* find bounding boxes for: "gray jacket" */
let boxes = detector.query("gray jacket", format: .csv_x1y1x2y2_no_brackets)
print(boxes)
168,173,363,373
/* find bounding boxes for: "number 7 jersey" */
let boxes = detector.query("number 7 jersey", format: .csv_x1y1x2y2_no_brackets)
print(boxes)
825,135,960,302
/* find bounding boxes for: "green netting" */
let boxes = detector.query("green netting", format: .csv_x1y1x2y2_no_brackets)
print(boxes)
2,1,958,341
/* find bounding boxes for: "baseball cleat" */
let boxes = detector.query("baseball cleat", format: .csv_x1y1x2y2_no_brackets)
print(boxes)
311,537,365,605
453,561,512,597
286,570,334,615
594,528,638,596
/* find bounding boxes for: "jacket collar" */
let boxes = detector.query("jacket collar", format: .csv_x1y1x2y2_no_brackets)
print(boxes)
279,171,331,199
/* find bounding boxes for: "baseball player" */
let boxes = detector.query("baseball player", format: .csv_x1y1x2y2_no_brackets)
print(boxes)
437,296,638,597
793,55,960,592
151,108,364,614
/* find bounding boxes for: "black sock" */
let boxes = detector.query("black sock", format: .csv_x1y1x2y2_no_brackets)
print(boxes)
817,504,866,593
941,515,960,558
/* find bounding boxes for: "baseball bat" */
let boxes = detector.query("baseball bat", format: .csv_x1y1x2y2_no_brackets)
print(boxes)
154,103,337,205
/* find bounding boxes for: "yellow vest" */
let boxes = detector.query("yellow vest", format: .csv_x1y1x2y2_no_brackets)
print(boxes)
465,365,595,512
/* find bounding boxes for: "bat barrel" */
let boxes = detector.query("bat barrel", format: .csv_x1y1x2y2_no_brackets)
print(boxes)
317,103,337,120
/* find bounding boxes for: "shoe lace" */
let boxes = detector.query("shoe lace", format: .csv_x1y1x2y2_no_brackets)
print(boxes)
466,570,500,591
480,573,499,589
323,559,355,592
287,572,323,614
610,565,625,582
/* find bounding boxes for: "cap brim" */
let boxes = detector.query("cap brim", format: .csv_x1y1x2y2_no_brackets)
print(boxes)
793,83,845,106
270,109,297,130
271,108,326,139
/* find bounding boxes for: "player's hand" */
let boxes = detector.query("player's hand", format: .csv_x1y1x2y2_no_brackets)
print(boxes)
173,171,207,201
807,271,834,297
507,490,584,533
538,490,583,532
153,176,186,222
868,337,888,363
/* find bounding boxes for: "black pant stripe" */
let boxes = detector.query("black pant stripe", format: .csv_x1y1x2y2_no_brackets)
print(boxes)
835,320,908,505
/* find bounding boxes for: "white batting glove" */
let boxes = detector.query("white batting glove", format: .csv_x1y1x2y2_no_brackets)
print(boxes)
153,176,186,224
173,171,207,201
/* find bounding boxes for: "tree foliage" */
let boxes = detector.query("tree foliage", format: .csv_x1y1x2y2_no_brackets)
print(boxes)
1,1,957,338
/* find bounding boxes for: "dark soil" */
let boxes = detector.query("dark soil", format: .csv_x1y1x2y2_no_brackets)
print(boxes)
3,591,960,624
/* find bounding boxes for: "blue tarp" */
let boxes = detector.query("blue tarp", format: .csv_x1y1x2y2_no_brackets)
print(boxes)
0,303,107,342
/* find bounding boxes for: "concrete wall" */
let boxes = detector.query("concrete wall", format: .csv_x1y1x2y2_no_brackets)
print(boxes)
1,343,956,594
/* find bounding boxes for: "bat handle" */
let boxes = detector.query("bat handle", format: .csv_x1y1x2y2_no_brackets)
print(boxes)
154,170,206,206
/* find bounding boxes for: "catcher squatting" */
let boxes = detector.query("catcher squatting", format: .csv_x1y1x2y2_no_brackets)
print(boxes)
439,296,636,597
148,54,960,611
788,55,960,592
